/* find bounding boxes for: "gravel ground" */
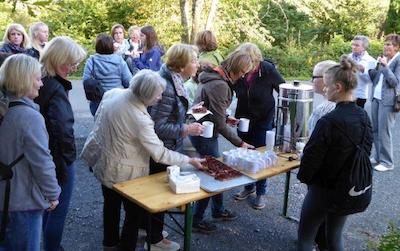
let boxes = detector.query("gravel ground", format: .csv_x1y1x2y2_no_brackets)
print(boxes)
59,112,400,251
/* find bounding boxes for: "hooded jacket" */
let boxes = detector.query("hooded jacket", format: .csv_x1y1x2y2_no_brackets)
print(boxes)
193,68,243,146
82,53,132,91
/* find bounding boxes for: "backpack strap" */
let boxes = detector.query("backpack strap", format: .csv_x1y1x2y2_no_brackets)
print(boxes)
0,100,27,241
328,113,368,148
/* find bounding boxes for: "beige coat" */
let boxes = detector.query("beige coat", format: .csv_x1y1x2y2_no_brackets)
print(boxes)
80,88,190,188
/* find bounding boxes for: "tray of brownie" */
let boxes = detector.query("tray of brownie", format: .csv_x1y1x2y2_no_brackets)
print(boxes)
181,156,256,192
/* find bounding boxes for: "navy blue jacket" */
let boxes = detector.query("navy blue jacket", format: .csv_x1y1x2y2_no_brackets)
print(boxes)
149,64,189,151
234,60,285,129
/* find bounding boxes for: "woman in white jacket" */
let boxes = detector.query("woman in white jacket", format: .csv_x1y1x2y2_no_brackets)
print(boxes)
81,69,202,251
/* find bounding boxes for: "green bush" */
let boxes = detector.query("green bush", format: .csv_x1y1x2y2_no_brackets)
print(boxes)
368,223,400,251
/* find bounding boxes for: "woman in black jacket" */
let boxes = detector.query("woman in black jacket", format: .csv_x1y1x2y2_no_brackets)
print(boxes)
297,56,373,251
233,43,285,209
34,36,86,251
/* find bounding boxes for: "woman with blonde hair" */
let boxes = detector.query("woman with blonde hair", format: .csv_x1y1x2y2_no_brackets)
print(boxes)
233,42,285,209
34,36,86,251
29,21,49,59
0,54,60,251
0,23,35,57
147,43,203,250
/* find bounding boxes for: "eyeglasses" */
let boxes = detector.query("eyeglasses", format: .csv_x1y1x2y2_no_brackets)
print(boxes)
311,76,323,82
69,62,80,69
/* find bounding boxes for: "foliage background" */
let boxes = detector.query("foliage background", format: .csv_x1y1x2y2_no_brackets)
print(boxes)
0,0,397,79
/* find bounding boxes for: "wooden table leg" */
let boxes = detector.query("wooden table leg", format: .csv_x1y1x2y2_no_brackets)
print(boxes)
183,202,193,251
146,211,152,251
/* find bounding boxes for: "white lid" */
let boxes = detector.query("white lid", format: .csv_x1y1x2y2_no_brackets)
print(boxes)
280,83,313,91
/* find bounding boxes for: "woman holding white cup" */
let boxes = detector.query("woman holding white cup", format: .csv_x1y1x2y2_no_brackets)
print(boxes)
233,43,285,210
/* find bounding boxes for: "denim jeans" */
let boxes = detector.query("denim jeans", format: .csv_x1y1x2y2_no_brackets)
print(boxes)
189,136,225,223
238,123,272,196
0,210,43,251
43,164,75,251
89,101,100,116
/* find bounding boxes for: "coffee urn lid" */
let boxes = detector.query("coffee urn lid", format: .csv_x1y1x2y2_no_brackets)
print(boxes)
280,82,313,91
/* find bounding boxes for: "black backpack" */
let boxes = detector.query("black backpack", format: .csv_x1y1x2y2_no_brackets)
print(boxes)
326,115,373,216
0,100,26,241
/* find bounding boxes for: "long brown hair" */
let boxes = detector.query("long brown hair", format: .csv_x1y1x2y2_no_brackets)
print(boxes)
141,25,160,52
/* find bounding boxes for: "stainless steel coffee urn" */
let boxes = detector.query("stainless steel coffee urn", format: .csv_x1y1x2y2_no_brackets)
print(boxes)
276,81,313,153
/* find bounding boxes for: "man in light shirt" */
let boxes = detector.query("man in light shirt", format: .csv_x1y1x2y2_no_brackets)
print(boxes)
349,35,377,108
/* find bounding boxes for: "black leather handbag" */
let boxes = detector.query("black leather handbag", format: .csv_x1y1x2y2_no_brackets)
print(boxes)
83,58,105,102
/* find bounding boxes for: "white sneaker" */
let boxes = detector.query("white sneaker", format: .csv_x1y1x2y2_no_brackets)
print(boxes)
143,238,180,251
374,164,394,172
138,229,169,238
369,157,378,165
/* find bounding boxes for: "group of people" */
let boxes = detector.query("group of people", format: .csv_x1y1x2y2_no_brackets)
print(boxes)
0,19,398,251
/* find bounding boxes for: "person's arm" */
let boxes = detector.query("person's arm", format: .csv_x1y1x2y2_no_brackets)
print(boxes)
382,59,400,88
297,117,331,184
120,60,133,88
23,110,61,201
133,48,162,71
136,114,190,166
45,87,76,167
82,57,93,81
206,82,243,146
150,84,184,140
266,62,285,92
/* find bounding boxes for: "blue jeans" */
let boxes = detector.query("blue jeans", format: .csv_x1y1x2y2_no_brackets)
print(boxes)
43,164,75,251
89,101,100,116
189,136,225,223
0,210,43,251
238,123,272,196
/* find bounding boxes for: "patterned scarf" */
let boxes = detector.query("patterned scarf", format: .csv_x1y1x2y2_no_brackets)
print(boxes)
170,71,188,99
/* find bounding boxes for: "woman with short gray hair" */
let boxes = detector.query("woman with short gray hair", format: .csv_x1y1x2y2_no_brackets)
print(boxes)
81,69,203,250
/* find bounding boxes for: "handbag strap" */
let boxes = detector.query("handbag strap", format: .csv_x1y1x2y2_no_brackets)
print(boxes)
91,57,97,79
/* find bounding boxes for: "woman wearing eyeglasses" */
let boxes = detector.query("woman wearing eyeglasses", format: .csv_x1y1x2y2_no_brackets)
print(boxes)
34,36,86,251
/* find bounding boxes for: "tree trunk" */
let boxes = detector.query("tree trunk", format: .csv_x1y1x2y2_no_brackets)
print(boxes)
190,0,205,44
205,0,219,30
180,0,190,43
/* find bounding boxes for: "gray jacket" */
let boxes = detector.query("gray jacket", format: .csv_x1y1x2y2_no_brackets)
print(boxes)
369,55,400,106
149,64,189,151
0,96,60,211
82,53,132,91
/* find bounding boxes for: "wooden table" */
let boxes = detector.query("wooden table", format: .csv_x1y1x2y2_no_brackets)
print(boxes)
113,150,300,251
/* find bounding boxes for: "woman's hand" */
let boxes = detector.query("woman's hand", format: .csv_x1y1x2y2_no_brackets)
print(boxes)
189,157,205,170
240,141,255,149
47,200,59,211
226,116,239,127
191,101,204,110
183,123,204,136
377,56,388,67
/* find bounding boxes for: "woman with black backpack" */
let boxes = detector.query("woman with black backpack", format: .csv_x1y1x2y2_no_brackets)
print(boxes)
297,55,373,251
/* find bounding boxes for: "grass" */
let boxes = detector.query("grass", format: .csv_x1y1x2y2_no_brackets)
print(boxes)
368,223,400,251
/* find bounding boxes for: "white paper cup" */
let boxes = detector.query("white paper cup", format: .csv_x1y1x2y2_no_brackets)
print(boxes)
238,118,250,132
201,121,214,138
265,130,275,151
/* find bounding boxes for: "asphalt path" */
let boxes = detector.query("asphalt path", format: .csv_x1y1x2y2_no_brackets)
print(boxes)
62,80,399,251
